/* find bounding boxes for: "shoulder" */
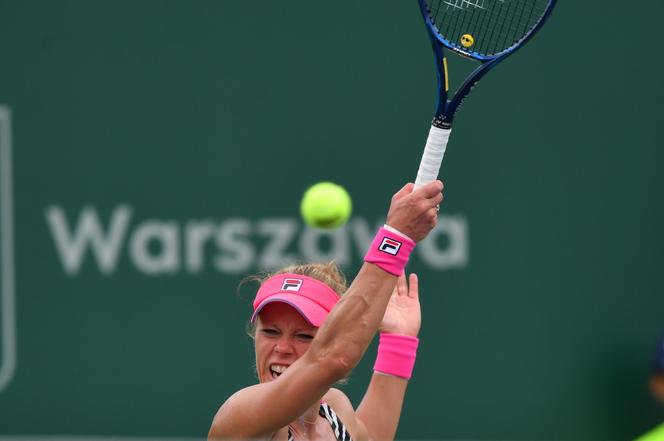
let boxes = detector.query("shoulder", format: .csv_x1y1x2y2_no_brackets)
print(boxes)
208,385,267,440
323,387,351,405
322,388,369,441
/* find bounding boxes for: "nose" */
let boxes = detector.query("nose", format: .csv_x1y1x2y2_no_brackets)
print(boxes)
274,336,294,354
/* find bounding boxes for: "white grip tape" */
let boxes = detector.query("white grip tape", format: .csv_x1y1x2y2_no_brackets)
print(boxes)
414,125,451,187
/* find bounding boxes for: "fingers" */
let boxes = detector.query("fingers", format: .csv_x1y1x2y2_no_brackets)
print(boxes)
408,273,419,300
422,189,443,225
430,188,444,210
385,180,444,242
416,180,444,199
392,182,415,202
434,189,443,205
428,193,443,216
396,272,408,296
396,272,419,299
413,181,444,211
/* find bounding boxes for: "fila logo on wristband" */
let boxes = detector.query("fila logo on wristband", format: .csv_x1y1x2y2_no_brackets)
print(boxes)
364,226,414,276
281,278,303,291
379,237,402,255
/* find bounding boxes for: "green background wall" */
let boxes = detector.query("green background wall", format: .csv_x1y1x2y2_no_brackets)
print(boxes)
0,1,663,439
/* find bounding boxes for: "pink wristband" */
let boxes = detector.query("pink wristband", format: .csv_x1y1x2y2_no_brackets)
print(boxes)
364,226,416,276
373,332,419,379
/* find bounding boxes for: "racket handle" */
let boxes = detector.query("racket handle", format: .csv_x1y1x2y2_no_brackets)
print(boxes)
414,125,451,187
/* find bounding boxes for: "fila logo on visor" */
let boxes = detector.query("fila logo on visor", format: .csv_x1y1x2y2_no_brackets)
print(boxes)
378,237,402,256
282,278,303,292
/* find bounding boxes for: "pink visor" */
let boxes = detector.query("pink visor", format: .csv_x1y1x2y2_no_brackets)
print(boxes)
251,273,340,327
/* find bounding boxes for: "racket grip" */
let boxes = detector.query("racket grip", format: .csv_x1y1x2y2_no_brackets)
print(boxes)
414,125,451,187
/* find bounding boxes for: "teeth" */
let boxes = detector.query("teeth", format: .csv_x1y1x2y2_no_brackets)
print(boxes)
269,364,289,378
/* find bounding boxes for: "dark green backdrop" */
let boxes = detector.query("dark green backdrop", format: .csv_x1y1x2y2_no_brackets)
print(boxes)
0,1,662,440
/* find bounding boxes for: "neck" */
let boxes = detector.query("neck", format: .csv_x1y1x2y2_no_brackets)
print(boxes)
290,402,320,437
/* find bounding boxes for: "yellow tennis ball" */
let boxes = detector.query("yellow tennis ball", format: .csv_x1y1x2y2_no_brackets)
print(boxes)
300,182,352,229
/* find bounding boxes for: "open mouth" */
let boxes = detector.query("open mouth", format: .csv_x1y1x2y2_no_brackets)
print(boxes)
269,364,288,379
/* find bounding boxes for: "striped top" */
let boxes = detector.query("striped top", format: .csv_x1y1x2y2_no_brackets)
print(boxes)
287,403,353,441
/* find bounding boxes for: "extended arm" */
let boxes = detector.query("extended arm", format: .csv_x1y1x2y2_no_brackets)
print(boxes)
356,273,421,441
209,181,442,440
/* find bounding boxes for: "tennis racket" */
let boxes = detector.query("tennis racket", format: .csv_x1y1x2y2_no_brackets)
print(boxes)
414,0,557,186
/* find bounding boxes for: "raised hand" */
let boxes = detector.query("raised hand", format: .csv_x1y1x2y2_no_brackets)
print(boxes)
379,273,421,337
386,180,443,242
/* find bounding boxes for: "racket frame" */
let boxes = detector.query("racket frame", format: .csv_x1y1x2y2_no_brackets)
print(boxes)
418,0,558,129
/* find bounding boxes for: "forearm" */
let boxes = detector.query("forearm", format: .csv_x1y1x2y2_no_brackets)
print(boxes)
308,263,396,376
357,373,409,441
308,181,441,377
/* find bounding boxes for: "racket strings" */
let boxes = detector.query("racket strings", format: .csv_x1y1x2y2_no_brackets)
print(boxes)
445,1,543,55
426,0,549,56
487,1,539,54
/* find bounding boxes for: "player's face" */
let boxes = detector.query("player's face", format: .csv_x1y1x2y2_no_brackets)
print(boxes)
254,302,318,383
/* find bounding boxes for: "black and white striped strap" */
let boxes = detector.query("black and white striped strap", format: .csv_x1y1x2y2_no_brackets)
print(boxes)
319,403,352,441
286,404,353,441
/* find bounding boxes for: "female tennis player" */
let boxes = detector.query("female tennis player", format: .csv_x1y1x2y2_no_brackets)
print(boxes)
208,180,444,441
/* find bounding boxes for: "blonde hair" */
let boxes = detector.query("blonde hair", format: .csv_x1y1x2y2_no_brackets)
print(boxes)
267,262,348,296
